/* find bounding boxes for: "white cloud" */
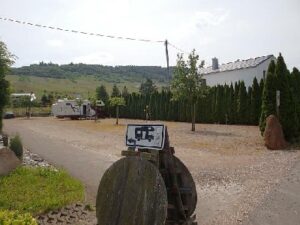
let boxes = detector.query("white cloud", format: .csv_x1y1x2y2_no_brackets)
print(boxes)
72,52,114,64
46,40,64,47
170,8,229,43
195,9,229,29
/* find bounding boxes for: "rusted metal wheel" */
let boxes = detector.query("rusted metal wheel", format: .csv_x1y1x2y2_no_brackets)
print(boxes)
96,157,168,225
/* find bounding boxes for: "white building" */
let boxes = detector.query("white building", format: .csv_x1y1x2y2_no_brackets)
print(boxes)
200,55,276,87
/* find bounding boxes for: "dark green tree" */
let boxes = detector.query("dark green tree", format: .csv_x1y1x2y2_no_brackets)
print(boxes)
291,68,300,128
237,81,247,124
121,86,129,98
139,78,157,96
250,77,261,125
111,84,121,97
259,60,277,134
275,54,299,140
0,41,14,131
96,85,109,104
41,94,48,106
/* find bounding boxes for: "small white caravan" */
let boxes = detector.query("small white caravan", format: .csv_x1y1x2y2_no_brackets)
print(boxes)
52,99,104,119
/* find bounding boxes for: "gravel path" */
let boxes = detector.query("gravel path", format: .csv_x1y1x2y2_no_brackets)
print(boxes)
3,117,300,225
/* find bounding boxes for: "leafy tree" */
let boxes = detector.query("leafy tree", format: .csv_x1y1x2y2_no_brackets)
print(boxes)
171,50,205,131
109,97,125,125
139,78,157,95
96,85,109,104
0,41,14,131
111,84,121,97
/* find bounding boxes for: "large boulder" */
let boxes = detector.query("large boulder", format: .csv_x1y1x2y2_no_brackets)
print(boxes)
0,148,21,176
263,115,288,150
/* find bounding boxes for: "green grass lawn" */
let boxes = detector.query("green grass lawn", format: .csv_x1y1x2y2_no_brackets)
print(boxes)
0,166,84,215
6,75,141,99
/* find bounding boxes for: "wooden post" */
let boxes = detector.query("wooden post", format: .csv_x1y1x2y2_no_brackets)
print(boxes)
165,40,171,83
191,103,196,131
116,105,119,125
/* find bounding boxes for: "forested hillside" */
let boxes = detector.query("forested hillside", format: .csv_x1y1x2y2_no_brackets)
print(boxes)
10,62,172,83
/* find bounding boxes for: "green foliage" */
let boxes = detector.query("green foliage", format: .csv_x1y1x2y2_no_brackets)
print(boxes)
259,55,300,141
109,97,125,125
9,135,23,160
139,78,157,95
251,77,261,124
118,78,265,126
40,92,54,107
0,210,37,225
0,167,84,215
121,86,129,98
10,63,171,83
259,60,277,134
171,50,205,131
275,54,299,140
291,67,300,128
109,97,125,107
96,85,109,104
111,84,121,97
237,81,247,124
0,41,14,131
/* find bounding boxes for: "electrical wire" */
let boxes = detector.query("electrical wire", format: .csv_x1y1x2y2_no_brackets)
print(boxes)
0,16,188,53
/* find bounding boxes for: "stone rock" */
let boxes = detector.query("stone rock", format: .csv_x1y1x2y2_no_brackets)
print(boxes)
263,115,288,150
0,148,21,176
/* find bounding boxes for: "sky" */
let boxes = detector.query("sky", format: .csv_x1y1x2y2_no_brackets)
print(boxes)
0,0,299,69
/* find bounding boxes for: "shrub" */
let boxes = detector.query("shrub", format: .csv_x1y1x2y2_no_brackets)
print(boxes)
0,210,37,225
9,135,23,160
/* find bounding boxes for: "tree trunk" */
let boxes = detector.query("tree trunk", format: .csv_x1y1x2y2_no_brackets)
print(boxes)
191,102,196,131
116,106,119,125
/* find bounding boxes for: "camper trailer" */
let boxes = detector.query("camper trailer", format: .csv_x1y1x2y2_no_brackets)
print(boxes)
52,99,104,119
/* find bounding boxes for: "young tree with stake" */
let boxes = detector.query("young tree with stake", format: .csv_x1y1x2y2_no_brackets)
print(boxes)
109,97,125,125
171,50,205,131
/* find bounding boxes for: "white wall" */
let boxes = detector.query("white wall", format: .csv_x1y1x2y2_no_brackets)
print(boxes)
203,56,276,87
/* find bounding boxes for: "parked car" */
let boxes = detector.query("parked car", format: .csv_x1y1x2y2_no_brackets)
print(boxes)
3,112,15,119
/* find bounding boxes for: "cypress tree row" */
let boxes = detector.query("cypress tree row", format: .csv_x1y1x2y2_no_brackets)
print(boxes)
275,54,299,140
103,78,265,126
99,54,300,142
251,77,261,125
259,60,277,134
291,68,300,131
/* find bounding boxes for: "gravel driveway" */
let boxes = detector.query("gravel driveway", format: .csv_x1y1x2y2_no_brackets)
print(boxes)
3,117,300,225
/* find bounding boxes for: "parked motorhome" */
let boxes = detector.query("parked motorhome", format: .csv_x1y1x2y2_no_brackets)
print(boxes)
52,99,104,119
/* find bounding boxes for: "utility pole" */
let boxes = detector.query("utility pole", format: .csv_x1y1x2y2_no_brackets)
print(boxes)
165,40,170,83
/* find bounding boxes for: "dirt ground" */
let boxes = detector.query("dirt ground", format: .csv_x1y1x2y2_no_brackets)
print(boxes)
3,117,300,225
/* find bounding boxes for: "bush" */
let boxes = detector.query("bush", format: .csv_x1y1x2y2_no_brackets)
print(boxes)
0,167,84,215
0,210,37,225
9,135,23,160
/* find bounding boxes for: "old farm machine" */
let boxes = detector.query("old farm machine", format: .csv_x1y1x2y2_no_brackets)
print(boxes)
96,124,198,225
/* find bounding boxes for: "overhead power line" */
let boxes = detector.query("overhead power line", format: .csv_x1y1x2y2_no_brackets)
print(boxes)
0,16,188,54
168,42,189,55
0,16,165,43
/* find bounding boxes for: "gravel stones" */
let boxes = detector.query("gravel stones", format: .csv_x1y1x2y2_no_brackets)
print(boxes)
23,149,56,170
37,203,96,225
